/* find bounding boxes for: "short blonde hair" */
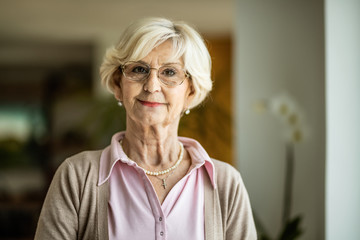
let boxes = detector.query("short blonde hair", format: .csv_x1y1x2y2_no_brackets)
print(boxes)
100,17,212,109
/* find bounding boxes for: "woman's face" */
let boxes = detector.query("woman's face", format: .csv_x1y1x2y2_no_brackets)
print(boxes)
114,40,194,128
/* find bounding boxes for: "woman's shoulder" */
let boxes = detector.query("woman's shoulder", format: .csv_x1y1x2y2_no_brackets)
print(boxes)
65,149,103,167
210,158,245,189
54,150,103,182
211,158,241,178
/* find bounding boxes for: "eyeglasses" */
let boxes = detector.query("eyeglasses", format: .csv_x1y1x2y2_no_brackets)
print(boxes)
120,61,190,87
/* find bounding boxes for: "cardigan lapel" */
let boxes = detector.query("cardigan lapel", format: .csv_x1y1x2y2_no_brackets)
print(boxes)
204,169,223,240
97,180,109,239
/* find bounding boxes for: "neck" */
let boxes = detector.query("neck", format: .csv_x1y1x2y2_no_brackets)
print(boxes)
122,118,181,170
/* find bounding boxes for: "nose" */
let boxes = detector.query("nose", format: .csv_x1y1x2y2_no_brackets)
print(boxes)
143,68,161,92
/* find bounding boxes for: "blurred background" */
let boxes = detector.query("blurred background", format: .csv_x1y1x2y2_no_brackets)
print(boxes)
0,0,359,239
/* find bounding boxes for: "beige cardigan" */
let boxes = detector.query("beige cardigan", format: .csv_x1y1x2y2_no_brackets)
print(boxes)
35,150,257,239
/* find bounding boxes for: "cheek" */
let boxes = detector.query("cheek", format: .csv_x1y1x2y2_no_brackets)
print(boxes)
167,90,188,111
122,85,140,102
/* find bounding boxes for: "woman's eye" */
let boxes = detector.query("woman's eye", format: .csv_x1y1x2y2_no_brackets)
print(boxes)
132,66,148,74
162,68,177,77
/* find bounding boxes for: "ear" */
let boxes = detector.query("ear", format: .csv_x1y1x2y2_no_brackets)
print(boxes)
185,81,195,107
113,69,123,101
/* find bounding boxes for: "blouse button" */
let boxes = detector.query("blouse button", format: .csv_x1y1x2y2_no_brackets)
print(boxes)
160,231,164,236
159,217,162,221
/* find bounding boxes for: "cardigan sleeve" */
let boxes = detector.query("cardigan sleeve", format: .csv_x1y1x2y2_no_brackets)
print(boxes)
225,172,257,239
213,159,257,240
34,159,80,239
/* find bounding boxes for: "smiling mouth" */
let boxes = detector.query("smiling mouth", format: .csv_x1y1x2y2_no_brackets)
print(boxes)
138,99,164,107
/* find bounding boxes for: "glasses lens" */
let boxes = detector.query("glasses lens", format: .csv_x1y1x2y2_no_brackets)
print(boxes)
159,65,186,86
123,62,149,81
122,62,187,86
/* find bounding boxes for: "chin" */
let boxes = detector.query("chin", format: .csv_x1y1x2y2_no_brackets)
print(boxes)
133,114,165,125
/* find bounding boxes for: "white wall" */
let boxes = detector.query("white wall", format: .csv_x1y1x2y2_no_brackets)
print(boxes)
325,0,360,239
235,1,325,239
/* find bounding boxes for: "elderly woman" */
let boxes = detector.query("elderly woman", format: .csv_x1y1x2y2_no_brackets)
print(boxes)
35,18,257,239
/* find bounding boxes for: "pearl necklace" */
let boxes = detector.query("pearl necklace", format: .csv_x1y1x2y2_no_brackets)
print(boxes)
119,140,184,176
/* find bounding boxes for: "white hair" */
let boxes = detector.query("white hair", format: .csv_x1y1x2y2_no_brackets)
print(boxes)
100,17,212,109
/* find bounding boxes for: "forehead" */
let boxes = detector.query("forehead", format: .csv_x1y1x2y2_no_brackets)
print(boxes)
137,40,184,65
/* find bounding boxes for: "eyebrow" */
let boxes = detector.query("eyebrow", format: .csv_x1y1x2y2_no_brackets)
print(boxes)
162,62,182,65
137,60,183,66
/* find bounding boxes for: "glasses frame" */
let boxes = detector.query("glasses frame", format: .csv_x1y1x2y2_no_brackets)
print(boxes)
120,61,191,87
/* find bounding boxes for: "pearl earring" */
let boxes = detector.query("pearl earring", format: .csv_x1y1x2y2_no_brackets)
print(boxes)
185,109,190,115
117,101,123,107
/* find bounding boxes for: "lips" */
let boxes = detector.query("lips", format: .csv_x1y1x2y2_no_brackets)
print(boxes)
138,99,163,107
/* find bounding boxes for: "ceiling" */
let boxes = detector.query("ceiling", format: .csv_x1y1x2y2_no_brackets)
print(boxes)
0,0,234,44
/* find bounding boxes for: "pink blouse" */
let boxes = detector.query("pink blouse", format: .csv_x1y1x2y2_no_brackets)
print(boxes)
98,132,216,240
